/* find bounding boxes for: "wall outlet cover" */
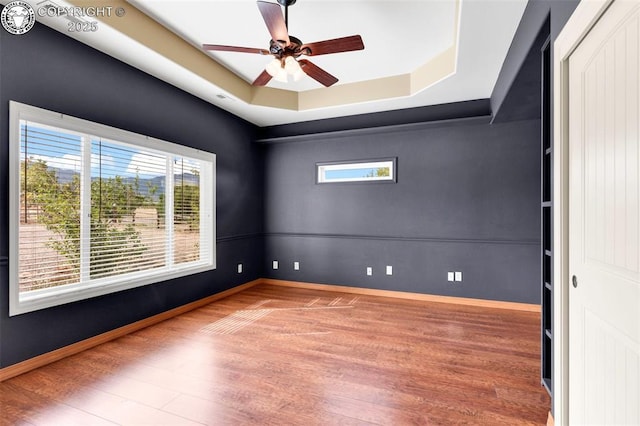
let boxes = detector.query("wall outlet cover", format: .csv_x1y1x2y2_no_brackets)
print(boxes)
447,272,455,282
294,261,300,270
455,271,463,282
366,267,373,276
272,260,279,270
237,263,243,274
386,265,393,275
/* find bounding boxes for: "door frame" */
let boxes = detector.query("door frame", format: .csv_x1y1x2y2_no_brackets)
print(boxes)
553,0,615,423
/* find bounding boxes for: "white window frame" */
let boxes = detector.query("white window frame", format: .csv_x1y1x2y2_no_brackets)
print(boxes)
316,158,397,184
8,101,216,316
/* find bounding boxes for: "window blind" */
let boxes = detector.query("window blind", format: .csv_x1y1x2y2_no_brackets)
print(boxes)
19,123,82,291
18,120,210,295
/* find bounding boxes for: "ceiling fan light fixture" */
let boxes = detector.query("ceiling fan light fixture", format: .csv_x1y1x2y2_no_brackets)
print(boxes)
265,58,283,77
273,67,288,82
292,68,305,82
284,56,301,74
285,56,304,81
265,56,302,83
284,56,305,81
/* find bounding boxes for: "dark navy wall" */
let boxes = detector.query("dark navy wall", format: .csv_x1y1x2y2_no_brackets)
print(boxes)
262,117,541,303
0,24,264,368
491,16,549,123
491,0,580,122
258,99,492,140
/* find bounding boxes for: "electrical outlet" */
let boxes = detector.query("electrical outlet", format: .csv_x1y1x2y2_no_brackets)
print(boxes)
237,263,243,274
455,271,463,282
447,272,455,282
293,261,300,271
386,265,393,275
366,267,373,276
272,260,279,270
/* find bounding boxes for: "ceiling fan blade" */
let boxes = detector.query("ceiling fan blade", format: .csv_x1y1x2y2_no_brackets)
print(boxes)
301,35,364,56
257,1,290,46
298,59,338,87
203,44,270,55
252,69,273,86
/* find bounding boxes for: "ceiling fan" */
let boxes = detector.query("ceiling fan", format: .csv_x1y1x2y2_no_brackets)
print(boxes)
202,0,364,87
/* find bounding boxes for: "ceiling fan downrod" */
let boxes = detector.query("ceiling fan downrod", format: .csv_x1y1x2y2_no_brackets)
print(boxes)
277,0,296,28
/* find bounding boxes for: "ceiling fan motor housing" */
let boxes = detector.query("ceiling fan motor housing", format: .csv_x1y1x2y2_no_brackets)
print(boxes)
276,0,297,6
269,36,309,58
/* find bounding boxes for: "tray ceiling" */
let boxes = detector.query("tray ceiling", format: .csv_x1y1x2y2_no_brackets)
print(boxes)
8,0,527,126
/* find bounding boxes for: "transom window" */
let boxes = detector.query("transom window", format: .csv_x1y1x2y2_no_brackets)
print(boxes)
316,158,397,183
9,101,216,315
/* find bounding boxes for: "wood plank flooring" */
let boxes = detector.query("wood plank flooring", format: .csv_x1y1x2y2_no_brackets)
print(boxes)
0,284,550,425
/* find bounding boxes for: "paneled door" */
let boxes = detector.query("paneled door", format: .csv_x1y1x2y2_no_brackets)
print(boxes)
568,0,640,423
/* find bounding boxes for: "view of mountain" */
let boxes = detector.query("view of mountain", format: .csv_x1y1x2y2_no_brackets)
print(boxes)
47,165,198,201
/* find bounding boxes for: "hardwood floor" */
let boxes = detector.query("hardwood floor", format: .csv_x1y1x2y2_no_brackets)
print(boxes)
0,284,550,425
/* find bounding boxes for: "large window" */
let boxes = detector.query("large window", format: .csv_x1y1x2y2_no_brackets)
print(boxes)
9,102,216,316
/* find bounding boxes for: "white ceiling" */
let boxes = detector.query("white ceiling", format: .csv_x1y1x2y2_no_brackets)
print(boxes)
16,0,528,126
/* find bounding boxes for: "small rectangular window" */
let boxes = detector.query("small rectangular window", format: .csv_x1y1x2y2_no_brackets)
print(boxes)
316,158,396,183
9,101,216,315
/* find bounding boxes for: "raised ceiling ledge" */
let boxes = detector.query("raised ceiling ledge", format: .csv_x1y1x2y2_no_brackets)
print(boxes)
67,0,460,112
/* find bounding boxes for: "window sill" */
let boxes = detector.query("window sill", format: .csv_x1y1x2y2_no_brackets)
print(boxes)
11,262,215,316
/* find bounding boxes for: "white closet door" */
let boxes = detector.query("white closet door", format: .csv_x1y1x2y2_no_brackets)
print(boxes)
568,0,640,423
